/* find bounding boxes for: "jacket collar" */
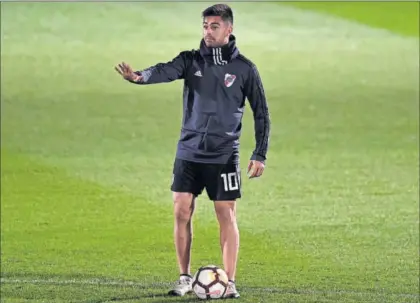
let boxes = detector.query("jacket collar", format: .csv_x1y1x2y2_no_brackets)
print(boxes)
199,34,239,65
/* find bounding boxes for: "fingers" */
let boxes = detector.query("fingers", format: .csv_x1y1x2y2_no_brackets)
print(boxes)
115,66,123,75
115,63,126,76
115,62,131,75
247,161,253,174
255,165,264,177
122,62,133,73
115,62,140,82
248,161,265,179
247,161,257,178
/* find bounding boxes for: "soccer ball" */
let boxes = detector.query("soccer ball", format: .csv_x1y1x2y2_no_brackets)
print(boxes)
192,265,229,300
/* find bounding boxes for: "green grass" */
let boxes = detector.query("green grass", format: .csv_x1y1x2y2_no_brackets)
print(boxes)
285,2,419,37
1,2,419,303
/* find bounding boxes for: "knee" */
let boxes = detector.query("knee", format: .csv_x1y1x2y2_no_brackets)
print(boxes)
215,202,237,225
173,192,195,223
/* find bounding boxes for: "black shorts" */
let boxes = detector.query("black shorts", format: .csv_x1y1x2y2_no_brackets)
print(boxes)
170,158,242,201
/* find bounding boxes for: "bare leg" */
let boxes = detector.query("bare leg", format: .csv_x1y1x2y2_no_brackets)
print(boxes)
214,201,239,281
173,192,195,275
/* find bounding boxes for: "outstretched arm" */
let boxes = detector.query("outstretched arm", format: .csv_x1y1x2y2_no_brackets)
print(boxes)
245,64,271,178
115,51,190,84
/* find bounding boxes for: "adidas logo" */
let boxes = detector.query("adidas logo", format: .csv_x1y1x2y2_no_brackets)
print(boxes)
194,70,202,77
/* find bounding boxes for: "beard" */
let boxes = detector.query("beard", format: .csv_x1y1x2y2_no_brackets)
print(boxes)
204,37,225,47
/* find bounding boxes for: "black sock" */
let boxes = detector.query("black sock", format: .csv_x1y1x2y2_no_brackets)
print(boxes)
228,279,235,284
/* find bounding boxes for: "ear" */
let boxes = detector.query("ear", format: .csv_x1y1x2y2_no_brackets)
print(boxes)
228,25,233,35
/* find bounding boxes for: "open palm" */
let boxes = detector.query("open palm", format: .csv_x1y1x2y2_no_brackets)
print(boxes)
115,62,142,82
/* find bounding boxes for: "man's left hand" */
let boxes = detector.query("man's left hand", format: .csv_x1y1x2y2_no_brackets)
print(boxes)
247,160,265,178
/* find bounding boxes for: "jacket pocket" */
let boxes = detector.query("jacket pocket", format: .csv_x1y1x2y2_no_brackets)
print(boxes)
199,134,232,153
179,130,202,150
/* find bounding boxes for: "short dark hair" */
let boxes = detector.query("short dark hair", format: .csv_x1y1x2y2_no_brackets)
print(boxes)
202,4,233,24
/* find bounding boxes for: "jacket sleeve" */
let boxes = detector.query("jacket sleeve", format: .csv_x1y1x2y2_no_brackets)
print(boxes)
133,51,190,84
245,64,271,163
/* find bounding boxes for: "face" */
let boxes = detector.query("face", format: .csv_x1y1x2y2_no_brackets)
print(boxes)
202,16,232,47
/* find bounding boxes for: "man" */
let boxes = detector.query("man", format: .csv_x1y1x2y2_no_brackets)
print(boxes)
115,3,270,299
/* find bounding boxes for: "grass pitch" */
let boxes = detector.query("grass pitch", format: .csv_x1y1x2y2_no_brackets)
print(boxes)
1,2,419,303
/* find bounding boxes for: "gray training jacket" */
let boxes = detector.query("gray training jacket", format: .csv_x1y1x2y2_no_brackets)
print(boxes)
133,35,270,165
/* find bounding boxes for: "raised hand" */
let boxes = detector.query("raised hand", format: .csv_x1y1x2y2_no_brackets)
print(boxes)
115,62,142,83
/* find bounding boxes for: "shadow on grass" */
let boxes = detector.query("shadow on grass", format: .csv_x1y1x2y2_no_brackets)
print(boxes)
95,293,202,303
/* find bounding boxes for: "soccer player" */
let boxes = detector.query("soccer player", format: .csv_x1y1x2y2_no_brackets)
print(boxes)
115,3,270,299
